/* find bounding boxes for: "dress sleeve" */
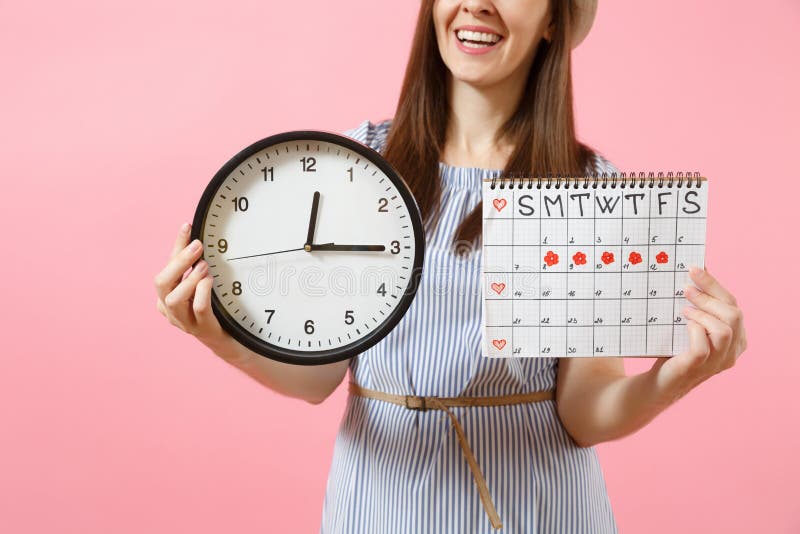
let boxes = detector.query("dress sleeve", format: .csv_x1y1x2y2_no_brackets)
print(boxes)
587,151,621,175
341,118,393,154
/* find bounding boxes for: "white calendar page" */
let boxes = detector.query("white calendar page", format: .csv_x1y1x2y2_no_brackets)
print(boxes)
481,178,708,358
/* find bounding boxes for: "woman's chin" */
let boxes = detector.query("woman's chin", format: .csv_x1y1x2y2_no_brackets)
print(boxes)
448,69,501,88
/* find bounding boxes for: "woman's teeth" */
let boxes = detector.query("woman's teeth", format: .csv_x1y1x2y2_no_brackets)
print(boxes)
456,30,501,48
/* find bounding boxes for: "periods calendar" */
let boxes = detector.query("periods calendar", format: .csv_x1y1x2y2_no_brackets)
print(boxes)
481,173,708,358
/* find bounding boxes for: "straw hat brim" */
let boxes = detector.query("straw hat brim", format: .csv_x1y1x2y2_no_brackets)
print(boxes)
572,0,597,48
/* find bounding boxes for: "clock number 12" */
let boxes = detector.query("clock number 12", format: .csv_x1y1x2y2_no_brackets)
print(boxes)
300,157,316,172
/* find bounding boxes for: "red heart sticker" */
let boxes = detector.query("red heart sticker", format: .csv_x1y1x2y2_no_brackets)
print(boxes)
492,339,507,350
490,282,505,294
492,198,507,212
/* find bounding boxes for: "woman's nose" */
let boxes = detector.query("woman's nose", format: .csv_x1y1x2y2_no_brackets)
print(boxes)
461,0,496,16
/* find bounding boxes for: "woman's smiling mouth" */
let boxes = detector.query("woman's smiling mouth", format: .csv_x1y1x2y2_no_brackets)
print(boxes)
453,25,504,55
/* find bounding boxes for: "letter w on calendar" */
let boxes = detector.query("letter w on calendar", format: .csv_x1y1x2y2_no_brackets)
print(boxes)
481,177,708,358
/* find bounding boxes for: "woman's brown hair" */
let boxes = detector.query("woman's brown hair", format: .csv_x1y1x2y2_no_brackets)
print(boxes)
381,0,595,256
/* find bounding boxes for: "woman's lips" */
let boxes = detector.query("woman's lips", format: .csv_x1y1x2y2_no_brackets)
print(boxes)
453,30,502,56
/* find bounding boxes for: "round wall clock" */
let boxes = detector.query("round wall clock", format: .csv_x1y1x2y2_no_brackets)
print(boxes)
190,130,425,365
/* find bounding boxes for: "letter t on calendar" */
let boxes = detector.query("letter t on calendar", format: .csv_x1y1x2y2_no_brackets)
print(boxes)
481,177,708,358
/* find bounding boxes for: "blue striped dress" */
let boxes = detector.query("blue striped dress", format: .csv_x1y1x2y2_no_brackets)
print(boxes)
320,118,619,533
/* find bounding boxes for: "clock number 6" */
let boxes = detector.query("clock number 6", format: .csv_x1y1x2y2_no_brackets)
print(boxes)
305,319,315,334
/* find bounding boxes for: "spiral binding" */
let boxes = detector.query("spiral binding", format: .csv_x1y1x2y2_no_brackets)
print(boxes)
488,171,705,190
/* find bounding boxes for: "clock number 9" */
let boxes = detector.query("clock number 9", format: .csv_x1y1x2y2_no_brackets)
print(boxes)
218,239,228,253
390,240,400,254
305,319,315,334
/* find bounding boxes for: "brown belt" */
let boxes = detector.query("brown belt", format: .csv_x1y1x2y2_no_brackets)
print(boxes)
348,381,556,530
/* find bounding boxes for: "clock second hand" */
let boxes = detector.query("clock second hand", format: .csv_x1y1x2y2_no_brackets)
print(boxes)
225,243,334,261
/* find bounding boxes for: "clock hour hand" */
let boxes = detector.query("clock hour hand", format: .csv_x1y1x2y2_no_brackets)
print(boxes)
304,191,321,250
309,243,386,252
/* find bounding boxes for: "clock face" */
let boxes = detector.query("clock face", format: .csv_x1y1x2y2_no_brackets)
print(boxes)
191,130,425,365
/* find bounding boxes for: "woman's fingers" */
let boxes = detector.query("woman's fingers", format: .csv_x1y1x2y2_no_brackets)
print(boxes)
171,222,194,282
163,260,208,330
193,274,217,331
684,318,711,366
154,237,204,302
684,284,742,328
171,222,192,259
688,266,737,307
155,223,232,347
658,319,709,400
682,305,734,365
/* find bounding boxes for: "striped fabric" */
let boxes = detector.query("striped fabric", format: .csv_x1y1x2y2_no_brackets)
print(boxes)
320,119,618,533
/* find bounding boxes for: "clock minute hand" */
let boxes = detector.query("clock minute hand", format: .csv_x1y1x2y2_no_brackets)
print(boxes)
304,191,321,248
309,243,386,252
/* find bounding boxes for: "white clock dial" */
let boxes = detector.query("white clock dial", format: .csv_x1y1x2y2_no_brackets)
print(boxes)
192,131,424,365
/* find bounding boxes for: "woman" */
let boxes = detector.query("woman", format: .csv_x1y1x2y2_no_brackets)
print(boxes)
154,0,748,532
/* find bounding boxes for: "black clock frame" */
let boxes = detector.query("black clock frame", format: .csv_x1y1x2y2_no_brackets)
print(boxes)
190,129,426,366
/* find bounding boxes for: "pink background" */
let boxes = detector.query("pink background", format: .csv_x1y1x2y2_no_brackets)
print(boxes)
2,0,798,532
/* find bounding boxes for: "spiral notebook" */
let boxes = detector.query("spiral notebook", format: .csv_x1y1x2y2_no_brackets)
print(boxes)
481,172,708,358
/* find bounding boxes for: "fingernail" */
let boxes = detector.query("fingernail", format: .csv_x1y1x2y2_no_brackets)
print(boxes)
196,260,208,273
181,222,190,233
189,239,202,251
682,306,692,316
684,285,697,297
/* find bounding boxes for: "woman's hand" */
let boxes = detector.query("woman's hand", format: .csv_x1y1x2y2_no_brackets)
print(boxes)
650,266,748,403
154,222,236,354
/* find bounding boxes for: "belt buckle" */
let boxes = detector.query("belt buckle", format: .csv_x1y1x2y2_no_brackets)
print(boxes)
404,395,428,411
